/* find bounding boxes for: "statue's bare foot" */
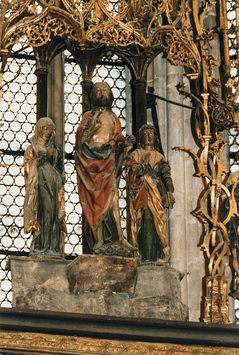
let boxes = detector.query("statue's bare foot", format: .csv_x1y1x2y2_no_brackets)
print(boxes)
116,239,137,251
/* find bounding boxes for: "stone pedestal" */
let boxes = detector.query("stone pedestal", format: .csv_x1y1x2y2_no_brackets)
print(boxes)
10,255,188,321
131,264,188,320
10,256,72,312
67,254,138,294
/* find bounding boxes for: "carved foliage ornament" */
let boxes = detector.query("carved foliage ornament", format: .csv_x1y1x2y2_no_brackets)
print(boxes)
0,0,201,77
161,27,201,77
208,90,235,128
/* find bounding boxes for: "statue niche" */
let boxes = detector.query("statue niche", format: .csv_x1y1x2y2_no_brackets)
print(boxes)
75,81,136,257
24,117,66,257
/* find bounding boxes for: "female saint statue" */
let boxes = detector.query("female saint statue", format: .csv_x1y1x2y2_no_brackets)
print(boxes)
127,124,175,263
24,117,66,256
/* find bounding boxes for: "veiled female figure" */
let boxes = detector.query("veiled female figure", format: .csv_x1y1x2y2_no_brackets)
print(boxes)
24,117,66,256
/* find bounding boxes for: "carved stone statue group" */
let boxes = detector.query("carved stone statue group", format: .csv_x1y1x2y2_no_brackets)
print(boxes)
23,82,175,262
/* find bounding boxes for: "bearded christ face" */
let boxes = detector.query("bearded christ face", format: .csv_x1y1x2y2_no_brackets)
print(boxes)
91,82,114,109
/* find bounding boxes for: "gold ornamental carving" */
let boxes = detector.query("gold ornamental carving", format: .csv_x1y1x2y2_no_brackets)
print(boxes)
204,275,229,323
1,330,239,355
0,0,201,77
174,83,239,323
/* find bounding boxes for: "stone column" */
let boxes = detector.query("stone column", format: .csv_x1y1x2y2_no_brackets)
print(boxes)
149,54,167,155
181,74,205,322
149,55,204,321
125,67,132,135
165,63,188,306
47,53,65,174
36,68,48,121
81,79,93,113
132,78,147,141
47,53,65,155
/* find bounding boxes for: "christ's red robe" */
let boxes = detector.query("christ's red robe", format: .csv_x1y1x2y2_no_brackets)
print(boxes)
75,111,125,252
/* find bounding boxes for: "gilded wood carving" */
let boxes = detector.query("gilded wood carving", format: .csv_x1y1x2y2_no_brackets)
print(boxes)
0,0,200,78
1,330,239,355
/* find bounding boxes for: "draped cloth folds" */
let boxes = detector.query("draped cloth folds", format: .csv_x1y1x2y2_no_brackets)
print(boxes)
127,148,172,261
24,139,65,255
75,111,125,252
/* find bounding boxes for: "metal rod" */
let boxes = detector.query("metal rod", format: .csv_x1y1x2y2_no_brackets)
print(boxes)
147,92,194,110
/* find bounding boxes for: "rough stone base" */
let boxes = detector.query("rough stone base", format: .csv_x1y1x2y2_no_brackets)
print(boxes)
131,296,188,320
14,285,74,313
9,255,69,292
67,254,138,294
135,264,183,299
10,255,188,321
10,256,70,311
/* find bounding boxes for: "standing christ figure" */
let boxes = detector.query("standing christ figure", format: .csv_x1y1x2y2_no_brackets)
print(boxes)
75,82,135,254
